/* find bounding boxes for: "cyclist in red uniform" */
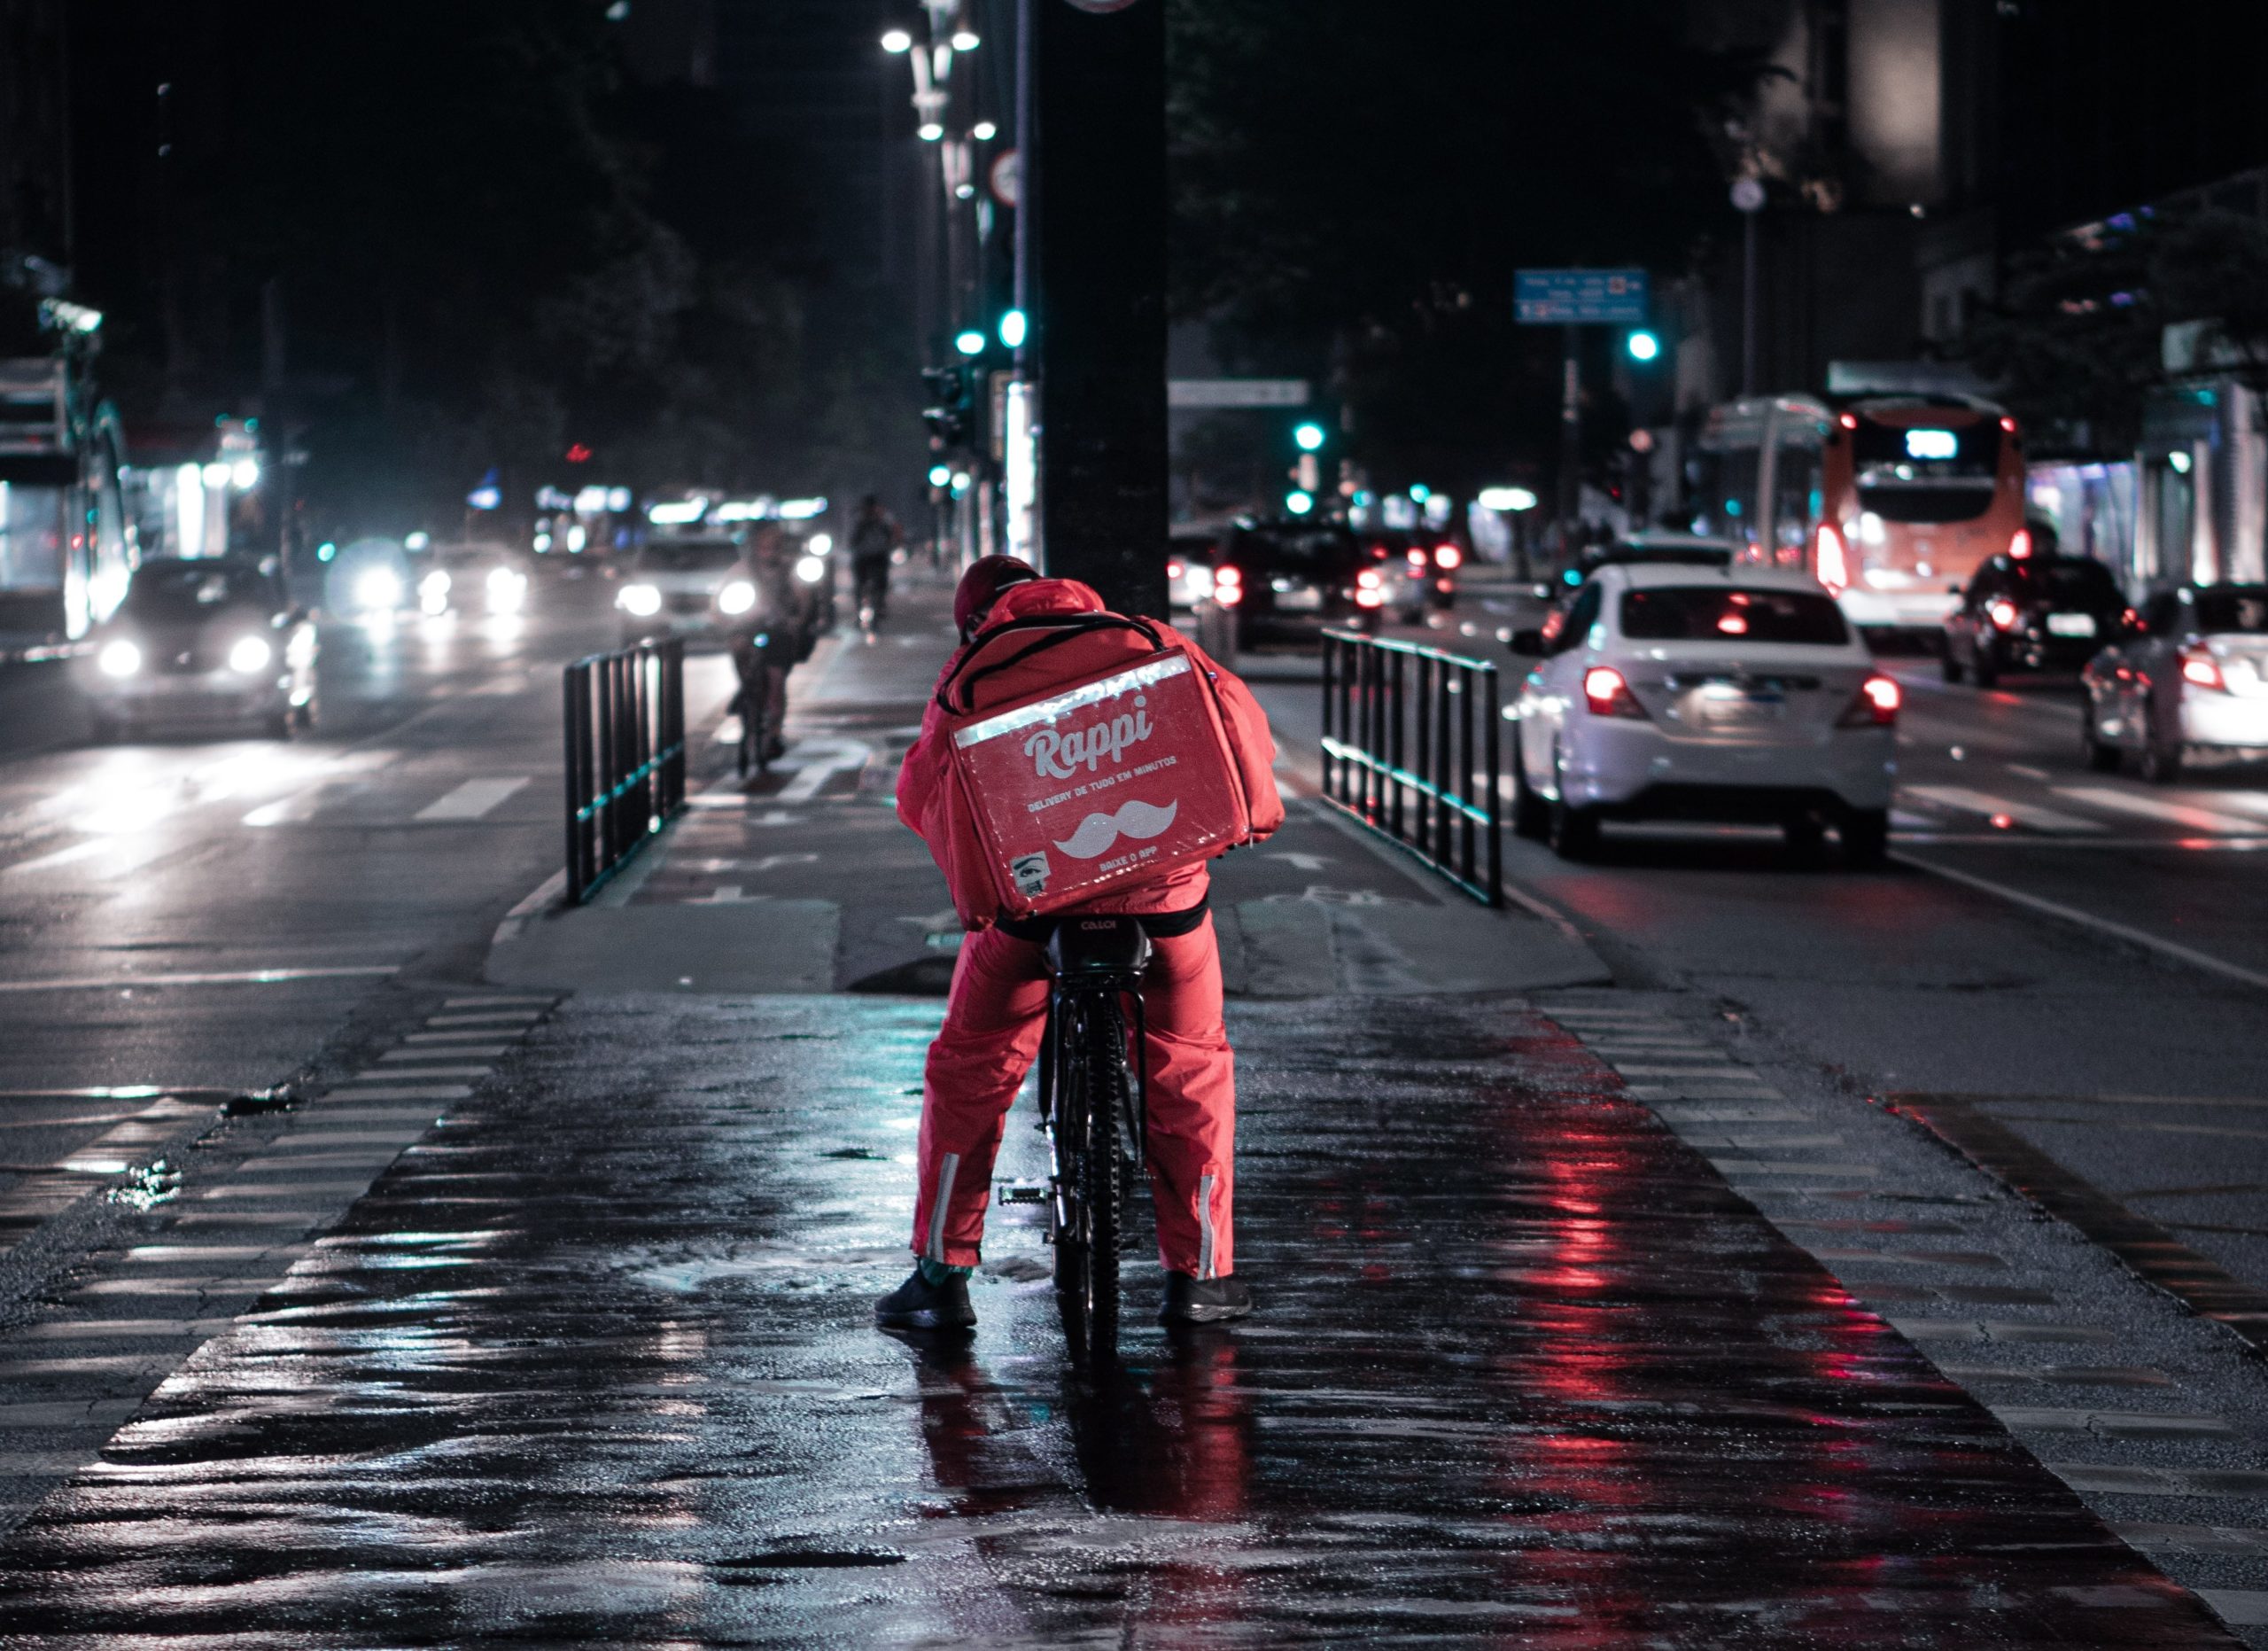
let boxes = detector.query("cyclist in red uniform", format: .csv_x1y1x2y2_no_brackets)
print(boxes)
878,557,1281,1333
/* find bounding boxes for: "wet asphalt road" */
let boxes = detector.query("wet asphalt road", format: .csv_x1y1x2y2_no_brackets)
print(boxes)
1328,591,2268,1300
0,995,2241,1645
1,568,2267,1640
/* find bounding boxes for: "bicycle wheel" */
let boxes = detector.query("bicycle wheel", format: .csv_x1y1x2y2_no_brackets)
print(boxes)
1052,997,1123,1365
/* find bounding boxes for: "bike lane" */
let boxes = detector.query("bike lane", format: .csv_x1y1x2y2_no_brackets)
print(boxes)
0,984,2237,1646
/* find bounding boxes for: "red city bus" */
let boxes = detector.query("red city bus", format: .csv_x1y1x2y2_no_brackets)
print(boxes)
1694,393,2031,639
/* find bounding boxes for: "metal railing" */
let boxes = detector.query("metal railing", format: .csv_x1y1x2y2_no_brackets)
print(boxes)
563,637,687,904
1319,628,1503,907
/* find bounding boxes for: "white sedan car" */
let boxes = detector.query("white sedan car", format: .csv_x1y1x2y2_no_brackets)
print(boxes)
1508,564,1899,863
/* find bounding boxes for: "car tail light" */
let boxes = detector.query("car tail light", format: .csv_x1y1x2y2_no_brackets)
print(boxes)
1213,566,1243,607
1355,588,1384,609
1837,673,1901,727
1582,666,1648,720
1814,523,1848,595
1406,549,1425,567
2008,527,2032,559
1987,597,2020,631
1434,544,1463,570
1167,560,1184,580
2000,416,2017,432
1357,568,1383,589
2179,645,2226,691
1435,577,1453,592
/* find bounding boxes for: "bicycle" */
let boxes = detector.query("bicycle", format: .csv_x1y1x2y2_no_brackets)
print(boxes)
730,634,778,780
1029,915,1153,1366
852,560,889,641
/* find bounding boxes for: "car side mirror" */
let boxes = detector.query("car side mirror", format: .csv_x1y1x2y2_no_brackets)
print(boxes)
1508,628,1545,657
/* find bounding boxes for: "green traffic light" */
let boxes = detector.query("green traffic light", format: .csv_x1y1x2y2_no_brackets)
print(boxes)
1627,330,1661,362
1293,423,1326,452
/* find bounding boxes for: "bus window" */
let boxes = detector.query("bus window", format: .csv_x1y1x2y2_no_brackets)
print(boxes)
1772,441,1821,563
1852,418,2000,524
1718,447,1761,554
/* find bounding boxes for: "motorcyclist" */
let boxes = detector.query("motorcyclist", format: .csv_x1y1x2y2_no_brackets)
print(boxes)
849,494,902,633
877,556,1282,1334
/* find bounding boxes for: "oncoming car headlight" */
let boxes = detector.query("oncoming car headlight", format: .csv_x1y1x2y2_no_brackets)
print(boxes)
485,565,528,613
795,556,826,584
419,570,451,615
717,580,757,616
97,639,142,679
618,582,663,617
354,568,403,611
228,635,274,674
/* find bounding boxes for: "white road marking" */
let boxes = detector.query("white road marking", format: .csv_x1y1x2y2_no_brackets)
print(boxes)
1268,852,1332,871
773,738,874,803
2054,785,2264,835
1899,852,2268,993
1902,785,2107,835
413,777,530,822
0,964,396,994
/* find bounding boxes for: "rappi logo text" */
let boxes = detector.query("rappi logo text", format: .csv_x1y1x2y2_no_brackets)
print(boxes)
1024,697,1153,780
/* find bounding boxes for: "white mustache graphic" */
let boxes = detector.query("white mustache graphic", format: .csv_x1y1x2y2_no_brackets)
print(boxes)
1052,798,1179,860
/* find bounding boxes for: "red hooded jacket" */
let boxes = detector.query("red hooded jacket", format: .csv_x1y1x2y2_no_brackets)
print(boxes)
897,577,1283,925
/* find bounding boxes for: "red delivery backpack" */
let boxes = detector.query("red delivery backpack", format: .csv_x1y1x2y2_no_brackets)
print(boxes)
931,611,1272,927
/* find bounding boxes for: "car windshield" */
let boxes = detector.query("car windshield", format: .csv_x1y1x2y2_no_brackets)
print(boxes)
122,565,272,619
1620,586,1850,644
2192,588,2268,634
1595,544,1732,568
2017,562,2121,602
1232,527,1359,568
638,541,741,573
1852,411,2000,524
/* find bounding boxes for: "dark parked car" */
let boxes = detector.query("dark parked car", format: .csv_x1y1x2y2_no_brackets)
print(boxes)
80,557,318,740
1943,554,2132,685
1204,519,1382,646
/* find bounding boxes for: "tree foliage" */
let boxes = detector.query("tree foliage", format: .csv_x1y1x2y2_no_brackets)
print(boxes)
69,1,905,530
1963,208,2268,456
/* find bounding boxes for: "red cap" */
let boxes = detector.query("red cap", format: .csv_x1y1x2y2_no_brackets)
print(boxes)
954,556,1038,635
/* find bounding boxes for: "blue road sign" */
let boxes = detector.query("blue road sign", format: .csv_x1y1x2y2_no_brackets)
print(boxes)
1515,269,1650,325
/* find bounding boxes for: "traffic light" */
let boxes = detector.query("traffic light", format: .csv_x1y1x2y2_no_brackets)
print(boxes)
921,364,975,448
1293,422,1326,452
1626,330,1661,362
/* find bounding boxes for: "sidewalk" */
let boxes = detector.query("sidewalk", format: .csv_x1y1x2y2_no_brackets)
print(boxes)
0,583,2259,1644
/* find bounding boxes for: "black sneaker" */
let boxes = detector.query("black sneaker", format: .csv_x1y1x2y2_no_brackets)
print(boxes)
1161,1273,1252,1324
875,1266,976,1332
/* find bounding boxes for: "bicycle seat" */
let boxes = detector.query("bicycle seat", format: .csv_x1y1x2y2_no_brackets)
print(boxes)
1044,915,1153,978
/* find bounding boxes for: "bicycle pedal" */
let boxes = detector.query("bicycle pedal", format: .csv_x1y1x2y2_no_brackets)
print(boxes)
995,1180,1047,1205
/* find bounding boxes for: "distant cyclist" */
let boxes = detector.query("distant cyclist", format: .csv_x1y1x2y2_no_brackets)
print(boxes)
725,525,813,765
850,494,902,636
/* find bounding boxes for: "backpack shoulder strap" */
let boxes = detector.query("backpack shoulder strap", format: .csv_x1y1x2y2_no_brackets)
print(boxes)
936,611,1166,715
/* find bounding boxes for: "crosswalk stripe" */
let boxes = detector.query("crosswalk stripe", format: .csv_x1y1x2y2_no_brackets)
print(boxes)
1902,785,2107,834
2053,785,2265,834
413,777,530,822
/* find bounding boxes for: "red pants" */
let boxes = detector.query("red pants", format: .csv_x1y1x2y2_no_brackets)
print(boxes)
913,916,1236,1279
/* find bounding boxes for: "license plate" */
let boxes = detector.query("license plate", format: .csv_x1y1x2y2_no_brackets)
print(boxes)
2046,612,2097,638
1692,690,1783,725
1272,586,1321,611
